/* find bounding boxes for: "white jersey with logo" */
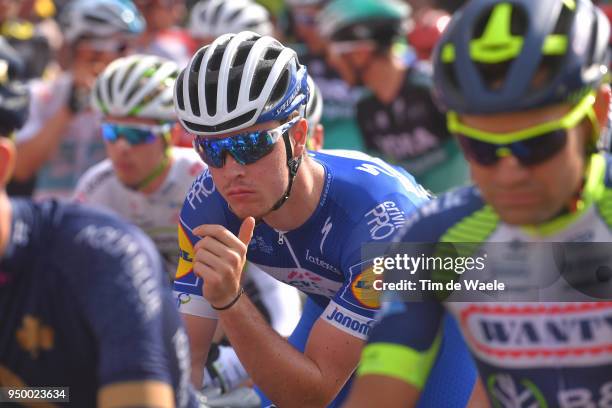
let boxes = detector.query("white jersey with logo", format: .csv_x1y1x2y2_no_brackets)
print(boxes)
74,147,205,277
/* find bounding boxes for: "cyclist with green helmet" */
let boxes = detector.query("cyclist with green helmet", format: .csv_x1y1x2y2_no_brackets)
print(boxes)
319,0,470,194
345,0,612,406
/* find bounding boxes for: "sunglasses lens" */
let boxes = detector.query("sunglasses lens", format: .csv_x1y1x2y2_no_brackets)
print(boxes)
102,124,118,142
194,138,226,168
195,129,279,168
456,134,500,166
233,132,277,164
102,124,157,145
515,129,568,166
456,129,568,167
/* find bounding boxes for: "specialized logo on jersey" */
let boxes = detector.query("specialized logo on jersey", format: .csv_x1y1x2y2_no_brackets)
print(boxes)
16,315,54,359
365,201,406,240
320,216,333,254
458,303,612,367
351,266,381,309
176,224,195,279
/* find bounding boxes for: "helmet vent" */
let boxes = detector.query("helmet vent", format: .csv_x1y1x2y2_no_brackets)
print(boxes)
264,48,281,60
249,62,273,100
190,70,202,116
269,69,290,105
176,70,185,110
107,69,117,101
119,60,139,93
586,12,599,68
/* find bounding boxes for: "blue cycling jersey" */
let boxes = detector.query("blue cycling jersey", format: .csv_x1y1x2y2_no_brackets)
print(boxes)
175,150,431,337
0,199,199,407
174,150,478,407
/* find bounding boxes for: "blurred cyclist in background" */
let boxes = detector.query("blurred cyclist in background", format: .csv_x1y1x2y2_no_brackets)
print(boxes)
0,36,201,408
188,0,276,46
0,0,59,81
286,0,366,151
306,74,325,151
73,54,204,278
133,0,194,67
9,0,144,199
319,0,469,194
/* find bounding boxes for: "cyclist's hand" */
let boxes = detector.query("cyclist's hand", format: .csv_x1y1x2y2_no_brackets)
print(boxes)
192,217,255,306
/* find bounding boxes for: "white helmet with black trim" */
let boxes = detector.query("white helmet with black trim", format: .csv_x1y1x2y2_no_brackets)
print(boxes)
189,0,274,39
174,31,309,212
60,0,145,44
174,31,309,136
92,54,179,121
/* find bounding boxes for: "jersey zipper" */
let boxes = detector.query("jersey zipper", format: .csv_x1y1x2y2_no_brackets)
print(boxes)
275,229,302,269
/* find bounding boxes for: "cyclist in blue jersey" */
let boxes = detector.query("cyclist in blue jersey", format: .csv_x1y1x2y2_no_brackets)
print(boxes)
0,38,200,408
344,1,612,407
172,31,480,407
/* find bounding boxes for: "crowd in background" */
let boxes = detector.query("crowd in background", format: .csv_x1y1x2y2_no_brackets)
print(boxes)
1,0,473,202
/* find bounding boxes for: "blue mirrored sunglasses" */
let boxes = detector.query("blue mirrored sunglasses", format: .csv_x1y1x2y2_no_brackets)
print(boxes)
193,117,300,168
102,123,171,145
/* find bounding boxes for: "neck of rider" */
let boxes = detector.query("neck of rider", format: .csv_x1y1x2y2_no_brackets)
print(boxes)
0,136,16,258
365,48,407,105
261,116,326,232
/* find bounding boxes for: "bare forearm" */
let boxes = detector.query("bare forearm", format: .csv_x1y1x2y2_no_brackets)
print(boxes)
219,296,329,407
13,107,72,181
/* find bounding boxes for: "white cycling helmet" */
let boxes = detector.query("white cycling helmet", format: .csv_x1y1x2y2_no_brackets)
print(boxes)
92,54,179,121
174,31,309,136
188,0,274,39
60,0,145,44
305,75,323,139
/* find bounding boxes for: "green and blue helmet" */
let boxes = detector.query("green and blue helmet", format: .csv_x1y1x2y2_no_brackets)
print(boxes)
433,0,610,114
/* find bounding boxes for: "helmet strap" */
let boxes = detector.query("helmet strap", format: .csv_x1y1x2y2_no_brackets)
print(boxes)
269,131,302,212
